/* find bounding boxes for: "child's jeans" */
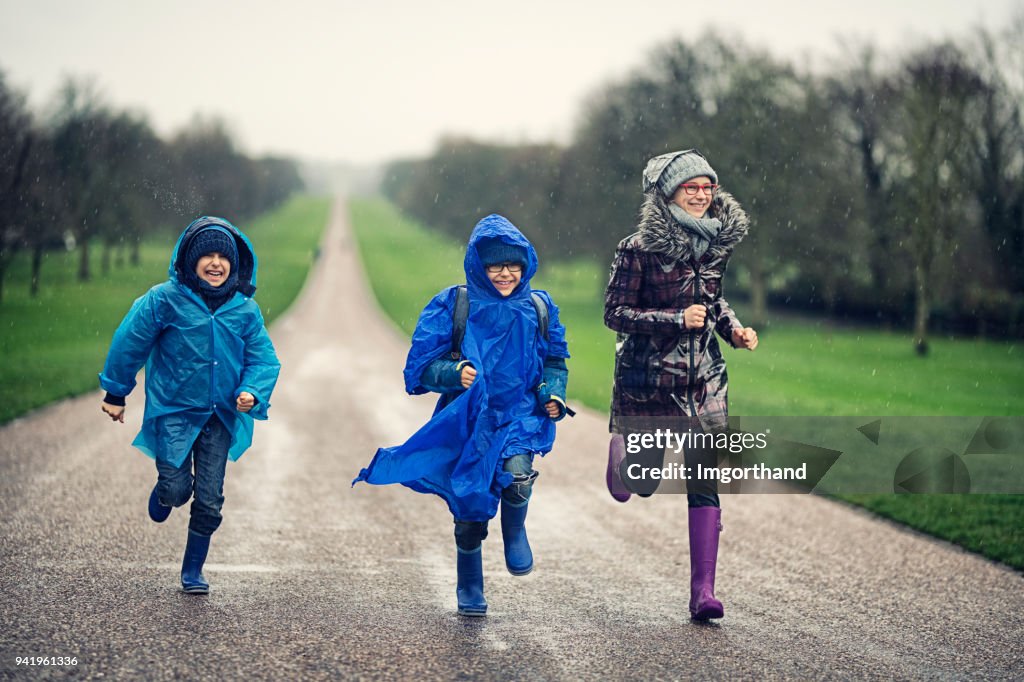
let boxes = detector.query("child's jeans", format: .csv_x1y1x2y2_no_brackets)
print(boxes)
155,414,230,537
454,453,536,551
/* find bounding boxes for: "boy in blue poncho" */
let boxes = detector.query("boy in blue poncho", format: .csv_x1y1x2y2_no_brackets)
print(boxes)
354,214,569,616
99,217,281,594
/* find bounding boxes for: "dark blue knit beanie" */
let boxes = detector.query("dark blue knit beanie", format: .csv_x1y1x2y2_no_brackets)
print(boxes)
185,226,238,273
477,238,527,267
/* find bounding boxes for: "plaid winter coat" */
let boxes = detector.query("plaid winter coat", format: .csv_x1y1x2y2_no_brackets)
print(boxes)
604,190,750,434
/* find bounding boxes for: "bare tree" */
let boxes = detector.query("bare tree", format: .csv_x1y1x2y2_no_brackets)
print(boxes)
968,26,1024,294
827,45,901,301
0,72,34,303
48,77,114,282
887,45,988,354
95,111,165,274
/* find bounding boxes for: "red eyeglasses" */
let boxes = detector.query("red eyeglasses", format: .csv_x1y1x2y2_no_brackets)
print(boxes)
679,183,718,196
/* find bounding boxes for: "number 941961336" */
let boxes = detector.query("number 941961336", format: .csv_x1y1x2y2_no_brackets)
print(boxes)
16,656,78,666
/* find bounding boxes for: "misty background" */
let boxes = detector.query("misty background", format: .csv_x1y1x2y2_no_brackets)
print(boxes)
2,0,1023,349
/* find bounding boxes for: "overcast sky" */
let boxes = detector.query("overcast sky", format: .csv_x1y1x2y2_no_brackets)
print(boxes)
1,0,1020,164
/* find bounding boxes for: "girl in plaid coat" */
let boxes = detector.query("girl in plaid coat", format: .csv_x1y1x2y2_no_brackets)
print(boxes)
603,149,758,620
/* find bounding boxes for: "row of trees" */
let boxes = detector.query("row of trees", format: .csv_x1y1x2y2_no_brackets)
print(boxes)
383,25,1024,347
0,73,304,302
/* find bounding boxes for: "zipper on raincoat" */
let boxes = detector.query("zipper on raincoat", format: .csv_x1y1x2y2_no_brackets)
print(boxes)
688,263,701,418
209,314,217,412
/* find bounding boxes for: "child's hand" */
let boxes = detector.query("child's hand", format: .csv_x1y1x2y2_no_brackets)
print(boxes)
101,402,125,423
544,401,562,419
460,366,477,389
683,304,707,330
732,327,759,350
236,392,256,412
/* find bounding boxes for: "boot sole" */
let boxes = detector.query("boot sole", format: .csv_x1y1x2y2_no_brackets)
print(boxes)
690,607,724,620
507,563,533,576
457,608,487,617
182,586,209,594
607,437,632,503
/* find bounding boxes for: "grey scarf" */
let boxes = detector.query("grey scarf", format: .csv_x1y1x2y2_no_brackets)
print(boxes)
668,203,722,261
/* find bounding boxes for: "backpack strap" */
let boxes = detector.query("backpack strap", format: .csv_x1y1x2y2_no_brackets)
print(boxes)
450,285,469,360
531,292,549,341
451,286,549,360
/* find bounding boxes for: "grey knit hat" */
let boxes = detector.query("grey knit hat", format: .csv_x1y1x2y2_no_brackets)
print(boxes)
642,149,718,198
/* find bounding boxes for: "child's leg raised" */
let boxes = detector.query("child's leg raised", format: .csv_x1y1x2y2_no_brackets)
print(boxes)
152,445,195,523
500,454,537,575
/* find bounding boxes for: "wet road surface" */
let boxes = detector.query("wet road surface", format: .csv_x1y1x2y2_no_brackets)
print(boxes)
2,200,1022,680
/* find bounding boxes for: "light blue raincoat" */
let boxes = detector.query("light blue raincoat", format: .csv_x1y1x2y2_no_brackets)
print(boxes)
99,217,281,467
353,214,569,521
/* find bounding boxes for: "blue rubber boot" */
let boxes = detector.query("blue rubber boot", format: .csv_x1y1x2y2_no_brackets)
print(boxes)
456,546,487,616
181,530,211,594
500,499,534,576
148,485,171,523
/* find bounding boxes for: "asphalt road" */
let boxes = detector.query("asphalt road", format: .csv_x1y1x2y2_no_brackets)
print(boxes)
1,200,1022,680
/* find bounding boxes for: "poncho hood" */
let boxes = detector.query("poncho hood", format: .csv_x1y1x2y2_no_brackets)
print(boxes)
464,214,539,301
170,216,259,298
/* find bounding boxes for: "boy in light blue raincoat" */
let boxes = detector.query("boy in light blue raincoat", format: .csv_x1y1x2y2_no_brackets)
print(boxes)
99,217,280,594
354,214,569,616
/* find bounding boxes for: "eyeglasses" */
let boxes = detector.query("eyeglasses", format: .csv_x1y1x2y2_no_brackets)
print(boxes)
679,183,718,196
485,263,523,274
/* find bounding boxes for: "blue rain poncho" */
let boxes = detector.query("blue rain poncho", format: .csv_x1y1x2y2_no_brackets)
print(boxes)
353,214,569,521
98,217,281,467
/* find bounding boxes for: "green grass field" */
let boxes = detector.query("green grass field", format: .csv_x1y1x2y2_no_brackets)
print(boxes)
349,196,1024,570
0,195,331,424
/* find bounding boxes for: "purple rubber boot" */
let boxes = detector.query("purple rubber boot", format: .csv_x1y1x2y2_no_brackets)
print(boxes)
606,434,631,503
688,506,724,621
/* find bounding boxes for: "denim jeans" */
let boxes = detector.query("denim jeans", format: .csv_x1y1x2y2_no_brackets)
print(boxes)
501,453,538,507
155,414,230,537
454,454,537,551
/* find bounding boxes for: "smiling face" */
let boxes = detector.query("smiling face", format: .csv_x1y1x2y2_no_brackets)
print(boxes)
671,175,715,218
195,252,232,287
486,263,522,296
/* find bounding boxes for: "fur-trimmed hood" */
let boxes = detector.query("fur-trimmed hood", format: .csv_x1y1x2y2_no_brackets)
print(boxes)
637,189,750,263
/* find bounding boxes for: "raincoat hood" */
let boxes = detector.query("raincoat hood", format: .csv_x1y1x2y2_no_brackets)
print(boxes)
464,214,538,301
170,216,259,298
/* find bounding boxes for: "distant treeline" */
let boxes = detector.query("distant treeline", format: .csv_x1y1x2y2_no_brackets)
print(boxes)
383,28,1024,347
0,74,304,302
